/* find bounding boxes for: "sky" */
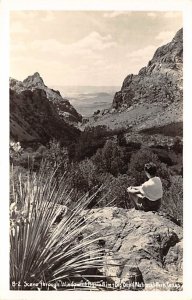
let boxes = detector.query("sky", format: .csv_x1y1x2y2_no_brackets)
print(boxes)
10,11,182,86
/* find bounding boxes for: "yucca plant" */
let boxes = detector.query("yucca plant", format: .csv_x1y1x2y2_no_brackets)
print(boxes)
10,161,108,290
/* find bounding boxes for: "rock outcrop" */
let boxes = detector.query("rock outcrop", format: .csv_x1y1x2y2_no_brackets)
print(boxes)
84,207,182,291
10,72,82,124
113,29,182,110
85,29,182,133
10,88,80,145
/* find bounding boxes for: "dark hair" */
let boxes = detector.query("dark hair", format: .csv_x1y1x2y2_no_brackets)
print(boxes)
144,162,157,177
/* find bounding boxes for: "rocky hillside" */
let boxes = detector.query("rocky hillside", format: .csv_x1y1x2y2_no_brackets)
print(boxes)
113,28,182,109
85,28,183,139
10,72,82,124
84,207,182,291
10,88,80,145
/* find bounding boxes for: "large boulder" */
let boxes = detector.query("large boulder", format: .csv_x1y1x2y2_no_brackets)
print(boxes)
83,207,182,291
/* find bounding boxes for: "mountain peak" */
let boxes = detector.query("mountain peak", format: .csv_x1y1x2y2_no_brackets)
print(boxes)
173,28,183,42
23,72,45,87
33,72,42,78
10,72,82,124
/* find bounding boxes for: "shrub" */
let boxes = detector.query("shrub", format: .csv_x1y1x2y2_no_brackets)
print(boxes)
104,174,133,209
93,140,125,177
41,139,70,176
139,122,183,137
172,136,183,153
128,147,171,188
70,125,109,161
161,175,183,225
128,147,160,185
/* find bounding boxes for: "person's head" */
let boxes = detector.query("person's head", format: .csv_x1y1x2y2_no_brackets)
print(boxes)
144,162,157,178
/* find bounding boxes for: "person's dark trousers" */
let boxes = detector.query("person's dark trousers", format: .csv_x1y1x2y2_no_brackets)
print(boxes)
128,192,161,212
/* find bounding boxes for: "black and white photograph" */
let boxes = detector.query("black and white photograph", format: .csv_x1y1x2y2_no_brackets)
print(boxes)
1,0,192,299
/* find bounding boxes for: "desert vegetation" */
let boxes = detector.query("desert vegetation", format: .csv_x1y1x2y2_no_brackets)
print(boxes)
10,161,112,290
10,125,183,224
10,124,183,290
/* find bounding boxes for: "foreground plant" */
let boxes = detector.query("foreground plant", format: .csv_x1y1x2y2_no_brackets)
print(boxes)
10,162,106,290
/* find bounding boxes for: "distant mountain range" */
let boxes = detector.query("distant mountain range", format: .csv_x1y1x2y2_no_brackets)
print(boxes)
50,85,120,117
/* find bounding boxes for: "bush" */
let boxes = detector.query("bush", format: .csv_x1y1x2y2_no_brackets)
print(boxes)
172,136,183,153
128,147,171,188
161,175,183,225
93,140,126,177
128,147,160,185
139,122,183,137
104,174,133,209
69,125,109,161
41,139,70,176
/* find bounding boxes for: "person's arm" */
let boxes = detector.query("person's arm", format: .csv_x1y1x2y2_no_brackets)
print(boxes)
127,186,142,194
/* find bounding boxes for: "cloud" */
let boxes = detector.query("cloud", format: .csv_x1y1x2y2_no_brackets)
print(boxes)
155,30,175,44
41,11,55,22
30,32,116,57
10,11,39,21
9,11,182,86
103,11,131,18
10,21,29,34
124,45,157,74
127,45,156,60
75,32,116,51
147,12,157,18
163,12,182,19
10,42,27,52
10,31,118,85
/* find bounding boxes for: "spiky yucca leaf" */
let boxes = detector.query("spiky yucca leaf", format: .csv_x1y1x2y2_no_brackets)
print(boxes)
10,163,106,290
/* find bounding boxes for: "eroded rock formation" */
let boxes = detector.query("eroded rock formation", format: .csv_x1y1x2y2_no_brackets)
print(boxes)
84,207,182,291
113,29,183,110
10,72,82,124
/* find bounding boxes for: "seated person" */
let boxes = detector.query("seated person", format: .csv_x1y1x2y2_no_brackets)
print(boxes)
127,162,163,212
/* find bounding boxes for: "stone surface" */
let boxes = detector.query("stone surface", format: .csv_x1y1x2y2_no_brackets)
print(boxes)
83,207,183,291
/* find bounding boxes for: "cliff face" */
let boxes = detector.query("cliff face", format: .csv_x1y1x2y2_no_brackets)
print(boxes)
10,88,80,145
85,29,183,136
84,207,183,291
10,72,82,124
113,29,183,109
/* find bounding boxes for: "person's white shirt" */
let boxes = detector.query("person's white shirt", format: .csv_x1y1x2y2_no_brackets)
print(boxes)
139,177,163,201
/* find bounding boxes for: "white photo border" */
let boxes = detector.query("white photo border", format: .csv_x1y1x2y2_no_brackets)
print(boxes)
1,0,192,299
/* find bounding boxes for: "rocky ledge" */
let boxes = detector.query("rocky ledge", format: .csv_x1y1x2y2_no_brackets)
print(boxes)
84,207,182,291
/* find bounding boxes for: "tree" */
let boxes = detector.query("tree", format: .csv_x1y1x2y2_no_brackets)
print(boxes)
117,132,127,147
161,175,183,225
128,147,160,185
71,125,109,161
128,147,172,193
93,140,125,177
105,174,133,208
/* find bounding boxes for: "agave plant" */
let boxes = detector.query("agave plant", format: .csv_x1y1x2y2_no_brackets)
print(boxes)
10,162,107,290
